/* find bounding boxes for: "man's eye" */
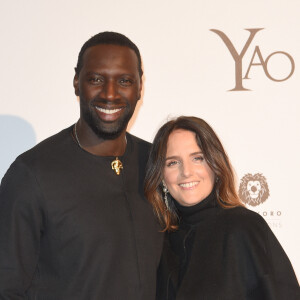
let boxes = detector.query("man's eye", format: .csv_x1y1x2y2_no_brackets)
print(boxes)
119,78,133,86
89,77,103,85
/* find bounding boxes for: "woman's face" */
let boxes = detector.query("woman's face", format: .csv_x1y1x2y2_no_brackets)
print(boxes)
163,129,215,207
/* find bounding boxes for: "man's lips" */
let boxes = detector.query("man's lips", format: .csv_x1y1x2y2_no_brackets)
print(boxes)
96,107,122,114
94,106,125,121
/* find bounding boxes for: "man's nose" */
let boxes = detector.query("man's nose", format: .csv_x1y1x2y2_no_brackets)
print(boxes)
101,80,119,100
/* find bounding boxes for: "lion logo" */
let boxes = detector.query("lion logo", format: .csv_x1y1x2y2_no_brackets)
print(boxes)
238,173,270,206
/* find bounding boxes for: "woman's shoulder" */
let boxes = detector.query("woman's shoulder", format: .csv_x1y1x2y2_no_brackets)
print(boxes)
216,205,270,238
218,205,265,222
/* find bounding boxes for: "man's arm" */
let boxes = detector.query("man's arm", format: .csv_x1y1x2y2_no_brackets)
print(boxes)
0,159,44,299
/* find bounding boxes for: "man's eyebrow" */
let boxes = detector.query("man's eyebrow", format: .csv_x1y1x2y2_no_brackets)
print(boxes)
85,71,101,75
85,71,136,76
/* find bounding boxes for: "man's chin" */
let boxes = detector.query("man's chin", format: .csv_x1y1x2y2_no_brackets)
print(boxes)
82,111,130,140
92,125,125,140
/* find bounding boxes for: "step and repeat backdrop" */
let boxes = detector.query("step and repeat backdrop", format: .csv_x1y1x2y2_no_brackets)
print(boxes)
0,0,299,279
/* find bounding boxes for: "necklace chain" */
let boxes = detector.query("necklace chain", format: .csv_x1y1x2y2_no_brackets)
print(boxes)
74,121,127,149
74,121,82,148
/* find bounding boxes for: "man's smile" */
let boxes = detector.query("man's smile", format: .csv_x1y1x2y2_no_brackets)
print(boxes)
95,107,123,114
94,105,126,122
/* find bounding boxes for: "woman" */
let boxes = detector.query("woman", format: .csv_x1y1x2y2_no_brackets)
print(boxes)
145,116,299,300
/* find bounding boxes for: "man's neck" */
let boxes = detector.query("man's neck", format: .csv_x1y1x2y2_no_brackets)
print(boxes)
73,120,127,157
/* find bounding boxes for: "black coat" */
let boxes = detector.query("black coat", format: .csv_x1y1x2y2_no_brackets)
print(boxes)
157,194,299,300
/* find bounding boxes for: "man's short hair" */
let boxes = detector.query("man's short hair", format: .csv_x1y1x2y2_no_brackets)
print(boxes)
75,31,143,77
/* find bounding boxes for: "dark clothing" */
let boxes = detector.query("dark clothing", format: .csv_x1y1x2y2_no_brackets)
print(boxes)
0,126,163,300
157,192,299,300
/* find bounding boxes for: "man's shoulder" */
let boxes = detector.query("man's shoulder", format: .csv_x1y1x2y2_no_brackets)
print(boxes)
126,132,151,150
17,126,73,164
1,126,73,182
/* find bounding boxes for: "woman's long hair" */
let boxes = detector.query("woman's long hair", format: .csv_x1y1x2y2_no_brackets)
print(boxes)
144,116,243,232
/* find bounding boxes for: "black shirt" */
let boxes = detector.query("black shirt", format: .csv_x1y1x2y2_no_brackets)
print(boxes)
0,126,163,300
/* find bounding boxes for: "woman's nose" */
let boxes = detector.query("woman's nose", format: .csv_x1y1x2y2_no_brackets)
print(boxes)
180,161,193,178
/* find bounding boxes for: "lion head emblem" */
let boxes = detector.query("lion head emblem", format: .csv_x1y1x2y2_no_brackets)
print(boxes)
238,173,270,206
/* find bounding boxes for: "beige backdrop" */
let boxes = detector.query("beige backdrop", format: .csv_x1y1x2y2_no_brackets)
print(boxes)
0,0,299,279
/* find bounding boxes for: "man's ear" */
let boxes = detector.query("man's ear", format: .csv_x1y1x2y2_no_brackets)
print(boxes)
137,77,143,100
73,74,80,96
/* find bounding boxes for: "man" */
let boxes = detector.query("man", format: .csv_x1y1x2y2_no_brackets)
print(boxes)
0,32,163,299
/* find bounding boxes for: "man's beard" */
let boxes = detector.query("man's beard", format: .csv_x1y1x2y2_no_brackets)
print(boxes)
80,98,136,140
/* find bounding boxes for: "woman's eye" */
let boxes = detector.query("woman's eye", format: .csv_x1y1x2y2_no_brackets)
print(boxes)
166,160,178,167
194,156,204,162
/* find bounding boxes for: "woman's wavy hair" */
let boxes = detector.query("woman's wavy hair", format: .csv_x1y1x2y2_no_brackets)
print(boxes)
144,116,243,232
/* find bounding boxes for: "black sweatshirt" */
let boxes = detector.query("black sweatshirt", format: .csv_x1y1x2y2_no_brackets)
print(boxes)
0,126,163,300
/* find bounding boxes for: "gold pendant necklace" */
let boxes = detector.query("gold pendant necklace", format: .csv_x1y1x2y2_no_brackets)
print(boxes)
74,121,125,176
111,157,123,175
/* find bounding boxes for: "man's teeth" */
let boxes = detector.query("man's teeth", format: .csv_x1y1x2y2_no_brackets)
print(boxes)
179,182,198,188
96,107,122,114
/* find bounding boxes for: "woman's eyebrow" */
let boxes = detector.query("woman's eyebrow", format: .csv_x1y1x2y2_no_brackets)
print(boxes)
165,155,180,161
190,151,203,156
165,151,203,160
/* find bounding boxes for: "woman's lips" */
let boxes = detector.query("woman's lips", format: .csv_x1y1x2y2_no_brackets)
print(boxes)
178,181,199,189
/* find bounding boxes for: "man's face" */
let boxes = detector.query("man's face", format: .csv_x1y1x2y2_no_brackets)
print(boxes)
74,44,142,139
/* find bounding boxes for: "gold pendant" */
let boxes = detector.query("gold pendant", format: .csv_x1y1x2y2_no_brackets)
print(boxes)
111,157,123,175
